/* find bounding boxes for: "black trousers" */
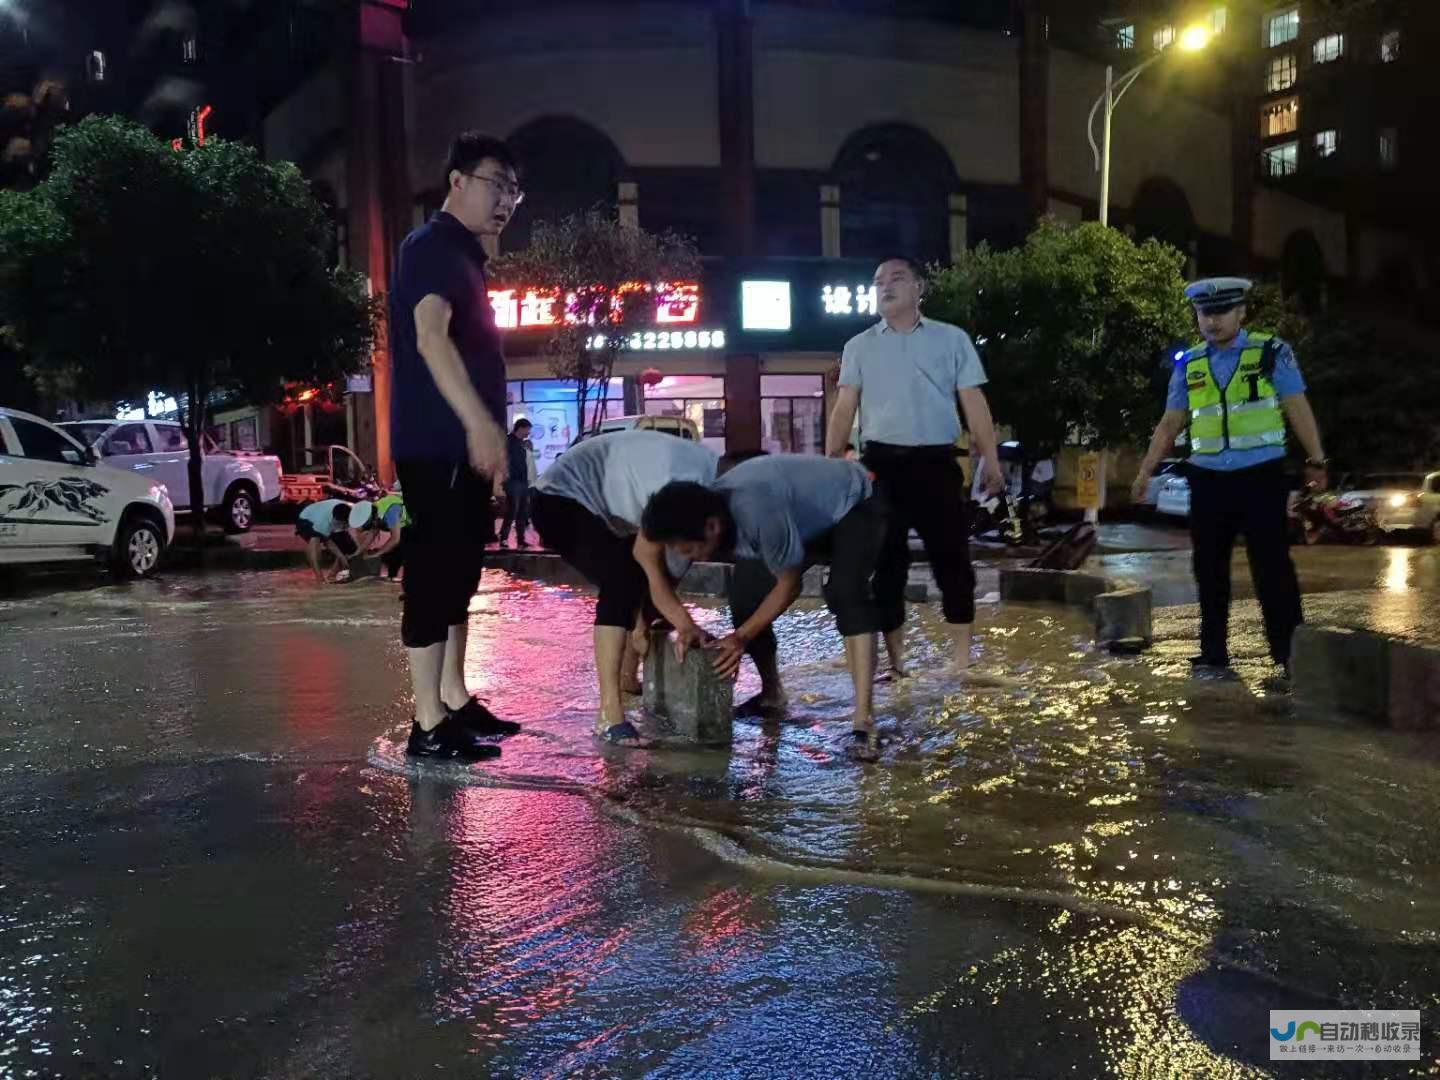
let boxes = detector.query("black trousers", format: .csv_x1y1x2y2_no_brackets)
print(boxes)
864,443,975,626
395,459,494,649
380,540,405,579
1187,460,1303,664
499,479,531,542
531,492,647,628
729,495,894,644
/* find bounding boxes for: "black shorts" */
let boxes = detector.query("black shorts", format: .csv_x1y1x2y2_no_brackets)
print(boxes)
296,519,357,556
395,458,494,649
531,491,647,629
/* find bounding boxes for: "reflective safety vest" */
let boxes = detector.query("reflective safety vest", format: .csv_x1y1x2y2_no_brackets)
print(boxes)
375,492,409,529
1182,333,1287,455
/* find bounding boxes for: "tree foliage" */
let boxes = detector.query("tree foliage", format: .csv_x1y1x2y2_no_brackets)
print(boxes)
925,220,1192,456
0,116,378,535
490,209,699,431
1246,283,1440,472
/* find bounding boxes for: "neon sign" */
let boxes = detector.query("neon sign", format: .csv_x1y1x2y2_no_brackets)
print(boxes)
489,281,699,332
822,284,878,317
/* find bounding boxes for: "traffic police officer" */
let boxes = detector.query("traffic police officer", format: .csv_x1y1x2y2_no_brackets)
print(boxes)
1132,277,1328,674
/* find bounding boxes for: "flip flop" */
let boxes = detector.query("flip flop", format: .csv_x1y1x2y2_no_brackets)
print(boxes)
598,721,656,749
845,729,880,763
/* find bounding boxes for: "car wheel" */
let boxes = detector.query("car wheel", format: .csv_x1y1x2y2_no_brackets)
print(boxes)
112,513,165,579
223,484,257,534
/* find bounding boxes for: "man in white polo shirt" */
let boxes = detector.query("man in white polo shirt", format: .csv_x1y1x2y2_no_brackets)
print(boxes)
825,255,1004,675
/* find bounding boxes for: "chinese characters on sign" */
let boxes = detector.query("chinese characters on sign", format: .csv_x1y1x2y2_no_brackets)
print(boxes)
822,284,878,317
1269,1011,1420,1061
489,282,700,332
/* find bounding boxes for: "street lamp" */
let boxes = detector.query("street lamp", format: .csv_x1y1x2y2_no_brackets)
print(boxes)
1087,25,1210,226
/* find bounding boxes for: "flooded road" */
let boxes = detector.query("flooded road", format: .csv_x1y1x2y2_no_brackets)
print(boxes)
2,565,1438,1077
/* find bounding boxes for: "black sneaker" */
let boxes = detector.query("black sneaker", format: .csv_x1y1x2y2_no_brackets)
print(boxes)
406,712,502,760
1188,653,1231,669
453,696,522,736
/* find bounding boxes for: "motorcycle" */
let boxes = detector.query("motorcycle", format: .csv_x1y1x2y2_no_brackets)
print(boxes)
970,492,1042,546
1288,489,1379,545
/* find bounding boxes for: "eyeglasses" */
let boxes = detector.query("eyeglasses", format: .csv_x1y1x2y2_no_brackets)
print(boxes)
464,171,524,206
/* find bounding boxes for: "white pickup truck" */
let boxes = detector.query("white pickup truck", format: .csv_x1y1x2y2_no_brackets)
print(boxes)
60,419,282,534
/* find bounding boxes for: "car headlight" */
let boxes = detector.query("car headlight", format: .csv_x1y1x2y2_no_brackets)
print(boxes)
1388,493,1418,508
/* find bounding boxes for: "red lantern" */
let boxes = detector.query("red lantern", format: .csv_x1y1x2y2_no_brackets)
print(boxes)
638,367,663,388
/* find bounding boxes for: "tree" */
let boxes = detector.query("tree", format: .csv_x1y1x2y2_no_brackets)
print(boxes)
1246,283,1440,473
490,209,699,432
925,219,1192,457
0,116,378,538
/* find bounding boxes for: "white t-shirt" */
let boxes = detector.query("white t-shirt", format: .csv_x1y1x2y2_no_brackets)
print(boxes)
536,430,718,534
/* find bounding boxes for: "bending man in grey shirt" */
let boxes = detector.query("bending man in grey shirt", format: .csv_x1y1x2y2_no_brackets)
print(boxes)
639,455,893,762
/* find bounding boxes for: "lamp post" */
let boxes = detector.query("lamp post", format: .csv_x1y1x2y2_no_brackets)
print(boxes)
1087,25,1211,226
1081,26,1208,523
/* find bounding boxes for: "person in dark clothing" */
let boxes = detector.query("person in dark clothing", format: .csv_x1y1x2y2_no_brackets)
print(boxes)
388,131,526,761
499,417,534,547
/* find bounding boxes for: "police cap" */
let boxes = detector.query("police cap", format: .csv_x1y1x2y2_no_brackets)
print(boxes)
1184,276,1253,313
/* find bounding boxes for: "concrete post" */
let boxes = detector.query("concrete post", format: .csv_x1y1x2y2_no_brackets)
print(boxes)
618,181,639,230
820,184,841,257
345,0,412,488
948,193,969,260
643,629,735,744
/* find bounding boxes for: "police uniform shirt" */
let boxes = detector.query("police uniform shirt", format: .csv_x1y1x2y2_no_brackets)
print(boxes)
1166,329,1305,472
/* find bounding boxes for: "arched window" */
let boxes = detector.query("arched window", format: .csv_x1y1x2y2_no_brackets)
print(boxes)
502,116,625,252
1129,176,1196,257
832,124,959,266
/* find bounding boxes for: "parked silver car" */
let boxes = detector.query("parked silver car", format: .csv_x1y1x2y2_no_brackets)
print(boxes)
1342,472,1440,544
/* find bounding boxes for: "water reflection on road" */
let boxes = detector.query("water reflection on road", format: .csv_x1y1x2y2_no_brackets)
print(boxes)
1,567,1438,1077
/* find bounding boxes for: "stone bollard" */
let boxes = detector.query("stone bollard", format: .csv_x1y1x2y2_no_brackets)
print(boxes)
1094,586,1153,650
642,628,735,745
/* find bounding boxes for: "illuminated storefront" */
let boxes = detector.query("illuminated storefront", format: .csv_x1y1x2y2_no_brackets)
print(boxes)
494,258,886,462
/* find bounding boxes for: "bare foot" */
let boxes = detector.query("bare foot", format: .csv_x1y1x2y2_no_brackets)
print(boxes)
874,665,909,684
735,691,788,719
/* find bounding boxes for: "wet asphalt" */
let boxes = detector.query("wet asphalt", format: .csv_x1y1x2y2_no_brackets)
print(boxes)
2,543,1439,1078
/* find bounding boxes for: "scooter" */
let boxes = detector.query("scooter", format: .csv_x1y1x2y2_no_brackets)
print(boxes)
1288,489,1378,545
970,493,1040,546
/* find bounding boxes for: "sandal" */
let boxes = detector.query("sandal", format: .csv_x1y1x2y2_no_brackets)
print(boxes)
598,721,656,749
846,729,880,763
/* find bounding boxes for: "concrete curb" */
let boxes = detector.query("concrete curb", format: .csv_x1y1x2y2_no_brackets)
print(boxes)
998,567,1154,647
1292,625,1440,730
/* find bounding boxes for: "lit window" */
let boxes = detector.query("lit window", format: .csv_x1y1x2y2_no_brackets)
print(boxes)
1261,97,1299,137
1116,23,1135,49
1266,7,1299,48
1380,30,1400,63
182,36,198,63
1312,33,1344,64
86,50,106,82
1154,23,1175,50
1379,127,1398,170
1263,141,1299,177
1314,129,1339,158
1266,54,1297,91
1211,6,1228,34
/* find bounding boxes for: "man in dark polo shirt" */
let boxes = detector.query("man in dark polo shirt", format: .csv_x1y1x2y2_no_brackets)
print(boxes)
825,255,1004,678
389,132,524,761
